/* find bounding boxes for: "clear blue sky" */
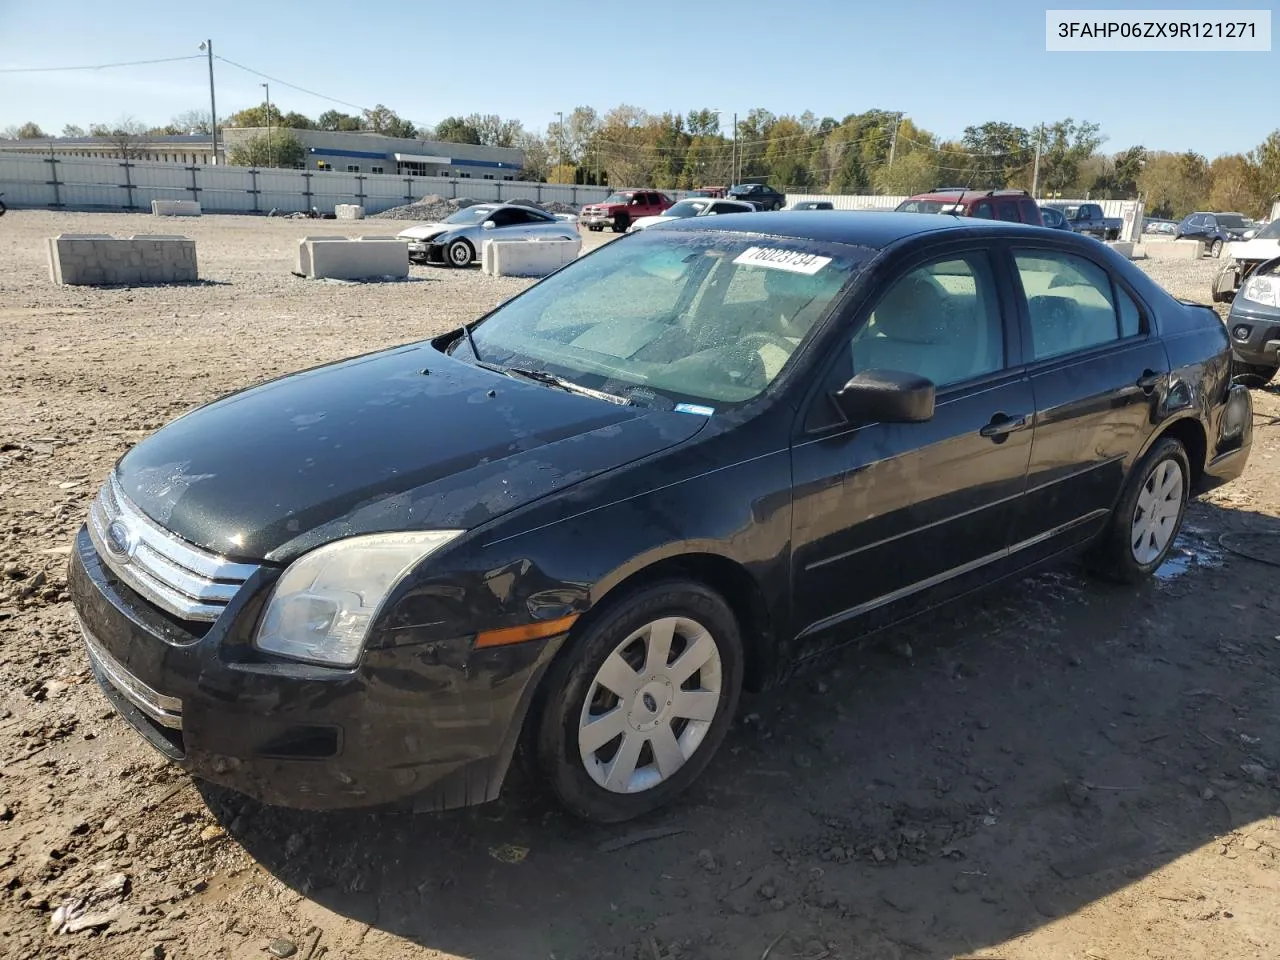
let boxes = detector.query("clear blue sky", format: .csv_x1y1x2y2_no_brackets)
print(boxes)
1,0,1275,155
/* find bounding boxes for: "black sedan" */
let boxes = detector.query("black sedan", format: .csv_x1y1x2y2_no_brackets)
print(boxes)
70,213,1253,824
1226,254,1280,383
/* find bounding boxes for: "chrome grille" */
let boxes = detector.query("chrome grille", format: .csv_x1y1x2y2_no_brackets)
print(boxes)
87,474,259,623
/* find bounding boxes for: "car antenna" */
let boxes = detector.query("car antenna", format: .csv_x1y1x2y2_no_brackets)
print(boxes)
460,323,482,361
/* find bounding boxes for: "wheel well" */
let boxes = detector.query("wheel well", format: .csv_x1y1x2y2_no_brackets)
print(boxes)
1158,417,1207,486
583,554,777,692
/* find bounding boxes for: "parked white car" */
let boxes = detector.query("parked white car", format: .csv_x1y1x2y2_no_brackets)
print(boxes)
626,198,756,233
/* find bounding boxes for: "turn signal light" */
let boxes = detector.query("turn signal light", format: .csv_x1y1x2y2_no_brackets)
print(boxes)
475,614,579,648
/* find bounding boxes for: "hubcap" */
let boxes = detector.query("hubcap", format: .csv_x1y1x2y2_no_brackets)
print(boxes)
450,244,469,265
578,616,722,794
1131,458,1184,565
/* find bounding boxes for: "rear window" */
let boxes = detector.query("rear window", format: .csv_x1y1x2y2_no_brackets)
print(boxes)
896,199,948,214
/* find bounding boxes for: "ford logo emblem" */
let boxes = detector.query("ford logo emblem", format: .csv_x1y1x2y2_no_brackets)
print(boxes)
104,519,138,562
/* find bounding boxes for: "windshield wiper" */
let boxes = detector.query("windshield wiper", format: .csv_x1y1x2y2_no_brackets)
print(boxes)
459,323,482,361
503,367,633,405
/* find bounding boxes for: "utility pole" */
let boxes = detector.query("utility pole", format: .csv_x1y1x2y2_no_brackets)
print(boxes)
261,82,272,167
198,40,218,164
887,111,904,168
1031,123,1044,198
731,111,737,184
556,111,564,181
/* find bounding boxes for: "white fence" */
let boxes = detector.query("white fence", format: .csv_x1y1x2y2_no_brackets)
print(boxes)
0,153,666,215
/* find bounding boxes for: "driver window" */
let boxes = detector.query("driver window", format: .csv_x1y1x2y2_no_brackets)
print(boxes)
850,253,1004,388
488,208,516,227
1014,250,1123,360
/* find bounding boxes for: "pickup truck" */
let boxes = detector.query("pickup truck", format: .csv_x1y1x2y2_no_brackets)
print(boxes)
578,190,674,233
1044,202,1122,240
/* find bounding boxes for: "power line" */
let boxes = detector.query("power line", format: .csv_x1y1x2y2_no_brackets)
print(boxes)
213,56,370,113
0,54,203,74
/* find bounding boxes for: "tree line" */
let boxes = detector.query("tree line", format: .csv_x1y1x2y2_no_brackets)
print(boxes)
4,105,1278,218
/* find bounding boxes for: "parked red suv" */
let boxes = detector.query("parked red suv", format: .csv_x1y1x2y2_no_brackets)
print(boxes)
579,190,675,233
896,188,1044,226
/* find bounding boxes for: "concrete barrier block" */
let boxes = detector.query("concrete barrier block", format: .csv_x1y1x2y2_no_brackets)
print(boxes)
486,238,582,278
1144,238,1205,260
302,237,409,281
481,238,497,276
335,204,366,220
47,234,198,285
1105,241,1135,259
151,199,202,216
295,236,345,277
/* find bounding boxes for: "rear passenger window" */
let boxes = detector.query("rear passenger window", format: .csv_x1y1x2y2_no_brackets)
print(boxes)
971,201,994,219
995,200,1019,221
850,253,1005,388
1014,251,1137,359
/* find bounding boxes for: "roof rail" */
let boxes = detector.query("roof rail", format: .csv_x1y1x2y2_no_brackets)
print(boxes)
992,189,1031,197
932,186,967,192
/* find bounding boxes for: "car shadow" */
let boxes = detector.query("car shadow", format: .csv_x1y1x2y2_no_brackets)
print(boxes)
201,497,1280,960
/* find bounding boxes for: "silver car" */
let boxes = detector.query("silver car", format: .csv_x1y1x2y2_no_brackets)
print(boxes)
397,203,579,267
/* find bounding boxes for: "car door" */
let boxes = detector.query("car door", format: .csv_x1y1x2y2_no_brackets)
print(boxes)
1006,244,1167,564
790,245,1035,653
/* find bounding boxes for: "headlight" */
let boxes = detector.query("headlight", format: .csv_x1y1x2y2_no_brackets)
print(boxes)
255,530,463,667
1242,275,1280,308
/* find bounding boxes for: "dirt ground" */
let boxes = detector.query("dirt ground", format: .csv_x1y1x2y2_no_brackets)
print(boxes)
2,210,1279,960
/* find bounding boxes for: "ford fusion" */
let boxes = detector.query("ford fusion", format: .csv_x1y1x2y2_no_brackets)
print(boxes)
71,212,1252,823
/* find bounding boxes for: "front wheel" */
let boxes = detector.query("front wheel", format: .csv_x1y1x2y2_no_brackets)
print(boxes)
445,238,474,268
1237,362,1278,386
533,581,743,823
611,213,630,233
1210,239,1224,259
1087,437,1190,583
588,225,603,232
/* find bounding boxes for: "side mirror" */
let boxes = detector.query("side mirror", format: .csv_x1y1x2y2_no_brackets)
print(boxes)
831,369,935,425
481,220,496,230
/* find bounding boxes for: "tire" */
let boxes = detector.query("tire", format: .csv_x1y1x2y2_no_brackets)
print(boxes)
445,238,474,268
1210,239,1224,259
769,201,781,211
532,580,744,823
589,225,603,232
612,213,630,233
1087,437,1191,584
0,200,6,217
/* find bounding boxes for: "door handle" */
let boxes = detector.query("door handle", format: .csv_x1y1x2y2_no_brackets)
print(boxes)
1136,370,1162,393
979,413,1029,441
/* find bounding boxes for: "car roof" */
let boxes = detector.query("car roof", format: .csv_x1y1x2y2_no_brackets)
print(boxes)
656,210,1049,248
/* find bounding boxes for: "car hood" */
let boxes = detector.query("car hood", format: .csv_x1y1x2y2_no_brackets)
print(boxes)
630,215,674,229
114,344,709,563
397,223,455,240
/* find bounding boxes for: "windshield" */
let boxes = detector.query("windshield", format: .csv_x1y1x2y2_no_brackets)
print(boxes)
665,200,710,218
1255,220,1280,240
896,199,948,214
444,205,499,225
601,193,634,204
464,230,870,408
1217,214,1248,229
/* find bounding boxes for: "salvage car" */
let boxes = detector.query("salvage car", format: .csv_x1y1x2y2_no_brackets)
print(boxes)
626,197,755,232
397,203,578,267
70,212,1252,824
1175,211,1252,258
579,191,674,233
1211,219,1280,302
1224,254,1280,382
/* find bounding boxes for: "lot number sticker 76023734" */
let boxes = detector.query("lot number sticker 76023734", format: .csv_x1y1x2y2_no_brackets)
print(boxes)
733,246,833,275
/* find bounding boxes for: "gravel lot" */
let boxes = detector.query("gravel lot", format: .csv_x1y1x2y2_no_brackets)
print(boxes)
2,210,1278,960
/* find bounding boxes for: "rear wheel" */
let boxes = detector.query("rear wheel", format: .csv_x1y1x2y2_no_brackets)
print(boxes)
445,238,474,268
1087,437,1190,583
533,581,743,823
588,225,603,232
1211,239,1224,259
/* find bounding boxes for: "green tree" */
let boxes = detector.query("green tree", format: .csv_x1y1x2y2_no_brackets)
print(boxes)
959,121,1032,187
280,111,316,130
873,150,939,196
225,102,282,128
763,115,813,189
362,104,416,138
1,121,46,139
318,110,362,131
227,131,305,168
1036,119,1105,195
463,114,523,147
433,116,482,144
1139,150,1209,219
1208,154,1258,213
1248,130,1280,209
61,124,86,137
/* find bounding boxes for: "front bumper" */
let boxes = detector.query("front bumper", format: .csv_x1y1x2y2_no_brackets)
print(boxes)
1226,299,1280,367
406,240,448,264
578,213,616,227
69,527,562,811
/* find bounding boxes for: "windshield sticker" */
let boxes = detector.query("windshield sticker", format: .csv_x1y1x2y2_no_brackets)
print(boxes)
674,403,715,417
733,246,832,275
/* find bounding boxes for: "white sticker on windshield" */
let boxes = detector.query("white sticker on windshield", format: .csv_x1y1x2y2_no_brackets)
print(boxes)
733,246,832,275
